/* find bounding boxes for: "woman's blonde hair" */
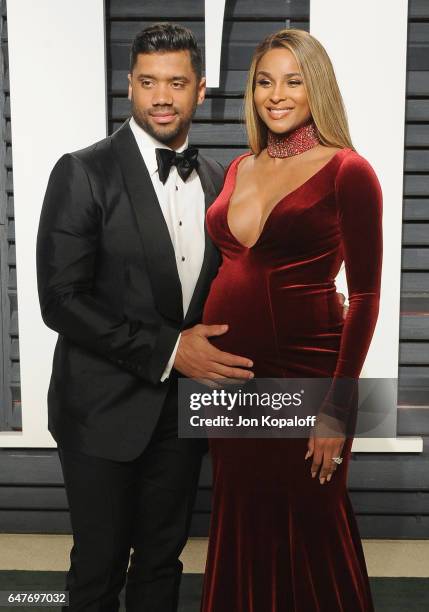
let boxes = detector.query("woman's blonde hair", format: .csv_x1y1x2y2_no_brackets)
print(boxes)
244,29,354,154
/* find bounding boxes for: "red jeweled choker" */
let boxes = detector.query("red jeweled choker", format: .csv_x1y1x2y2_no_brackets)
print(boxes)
267,120,320,158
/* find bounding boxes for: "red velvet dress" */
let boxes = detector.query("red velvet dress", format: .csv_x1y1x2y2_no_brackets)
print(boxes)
200,148,383,612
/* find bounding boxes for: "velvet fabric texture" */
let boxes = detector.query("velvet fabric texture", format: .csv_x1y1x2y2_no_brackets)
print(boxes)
200,148,383,611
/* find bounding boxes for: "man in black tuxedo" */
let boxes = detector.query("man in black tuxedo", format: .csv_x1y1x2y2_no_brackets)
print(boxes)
36,24,253,612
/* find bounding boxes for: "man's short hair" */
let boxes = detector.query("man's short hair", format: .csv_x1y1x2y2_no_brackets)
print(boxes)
129,22,203,81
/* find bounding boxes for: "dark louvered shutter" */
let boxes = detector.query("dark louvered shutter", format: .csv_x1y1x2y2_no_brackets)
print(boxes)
399,2,429,430
0,0,20,431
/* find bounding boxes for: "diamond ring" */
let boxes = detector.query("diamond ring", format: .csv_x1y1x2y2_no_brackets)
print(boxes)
331,456,343,465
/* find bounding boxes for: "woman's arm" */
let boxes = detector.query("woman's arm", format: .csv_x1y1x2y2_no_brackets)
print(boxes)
317,152,383,436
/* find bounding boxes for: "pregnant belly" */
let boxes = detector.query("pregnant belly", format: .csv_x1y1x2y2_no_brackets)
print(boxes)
203,268,344,375
202,268,274,360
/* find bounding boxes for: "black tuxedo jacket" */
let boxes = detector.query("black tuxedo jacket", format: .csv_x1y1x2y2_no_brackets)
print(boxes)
36,120,224,461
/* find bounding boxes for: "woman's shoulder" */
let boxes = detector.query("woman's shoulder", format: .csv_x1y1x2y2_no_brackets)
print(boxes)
335,148,378,182
230,151,253,169
334,148,382,201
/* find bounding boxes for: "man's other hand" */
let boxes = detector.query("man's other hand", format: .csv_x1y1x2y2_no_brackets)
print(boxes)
337,292,349,320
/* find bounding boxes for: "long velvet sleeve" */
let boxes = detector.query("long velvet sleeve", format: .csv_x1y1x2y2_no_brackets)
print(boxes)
316,153,383,436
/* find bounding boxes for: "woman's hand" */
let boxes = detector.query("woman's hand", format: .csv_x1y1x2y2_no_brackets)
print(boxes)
305,434,345,484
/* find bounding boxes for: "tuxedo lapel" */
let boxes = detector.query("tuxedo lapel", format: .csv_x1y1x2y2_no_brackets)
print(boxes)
111,121,183,324
184,155,221,326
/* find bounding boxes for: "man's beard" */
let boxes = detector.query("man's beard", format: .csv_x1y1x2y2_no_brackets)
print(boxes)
131,102,196,145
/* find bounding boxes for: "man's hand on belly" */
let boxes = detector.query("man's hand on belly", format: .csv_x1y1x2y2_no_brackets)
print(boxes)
337,292,349,319
174,324,254,385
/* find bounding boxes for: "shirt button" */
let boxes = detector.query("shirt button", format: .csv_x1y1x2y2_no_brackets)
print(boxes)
175,185,179,191
179,221,182,226
181,256,185,261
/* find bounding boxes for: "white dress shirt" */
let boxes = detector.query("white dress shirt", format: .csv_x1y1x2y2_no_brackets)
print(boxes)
129,117,206,381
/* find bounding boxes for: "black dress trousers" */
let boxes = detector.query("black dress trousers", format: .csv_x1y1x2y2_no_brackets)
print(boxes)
58,381,204,612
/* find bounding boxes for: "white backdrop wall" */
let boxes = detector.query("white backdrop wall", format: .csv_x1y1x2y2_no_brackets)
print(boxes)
310,0,408,379
2,0,107,446
310,0,422,452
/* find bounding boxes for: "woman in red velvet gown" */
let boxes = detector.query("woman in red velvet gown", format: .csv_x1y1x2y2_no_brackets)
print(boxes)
200,29,382,612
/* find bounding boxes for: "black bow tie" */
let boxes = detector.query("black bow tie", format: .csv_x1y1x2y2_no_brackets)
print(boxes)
155,147,199,184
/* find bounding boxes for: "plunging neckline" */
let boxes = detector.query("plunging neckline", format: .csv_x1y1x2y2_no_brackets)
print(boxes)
225,148,348,250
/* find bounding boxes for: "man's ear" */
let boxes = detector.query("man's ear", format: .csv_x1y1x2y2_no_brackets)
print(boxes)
197,76,206,105
127,73,132,101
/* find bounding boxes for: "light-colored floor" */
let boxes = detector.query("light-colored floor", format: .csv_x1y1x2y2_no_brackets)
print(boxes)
0,535,428,577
